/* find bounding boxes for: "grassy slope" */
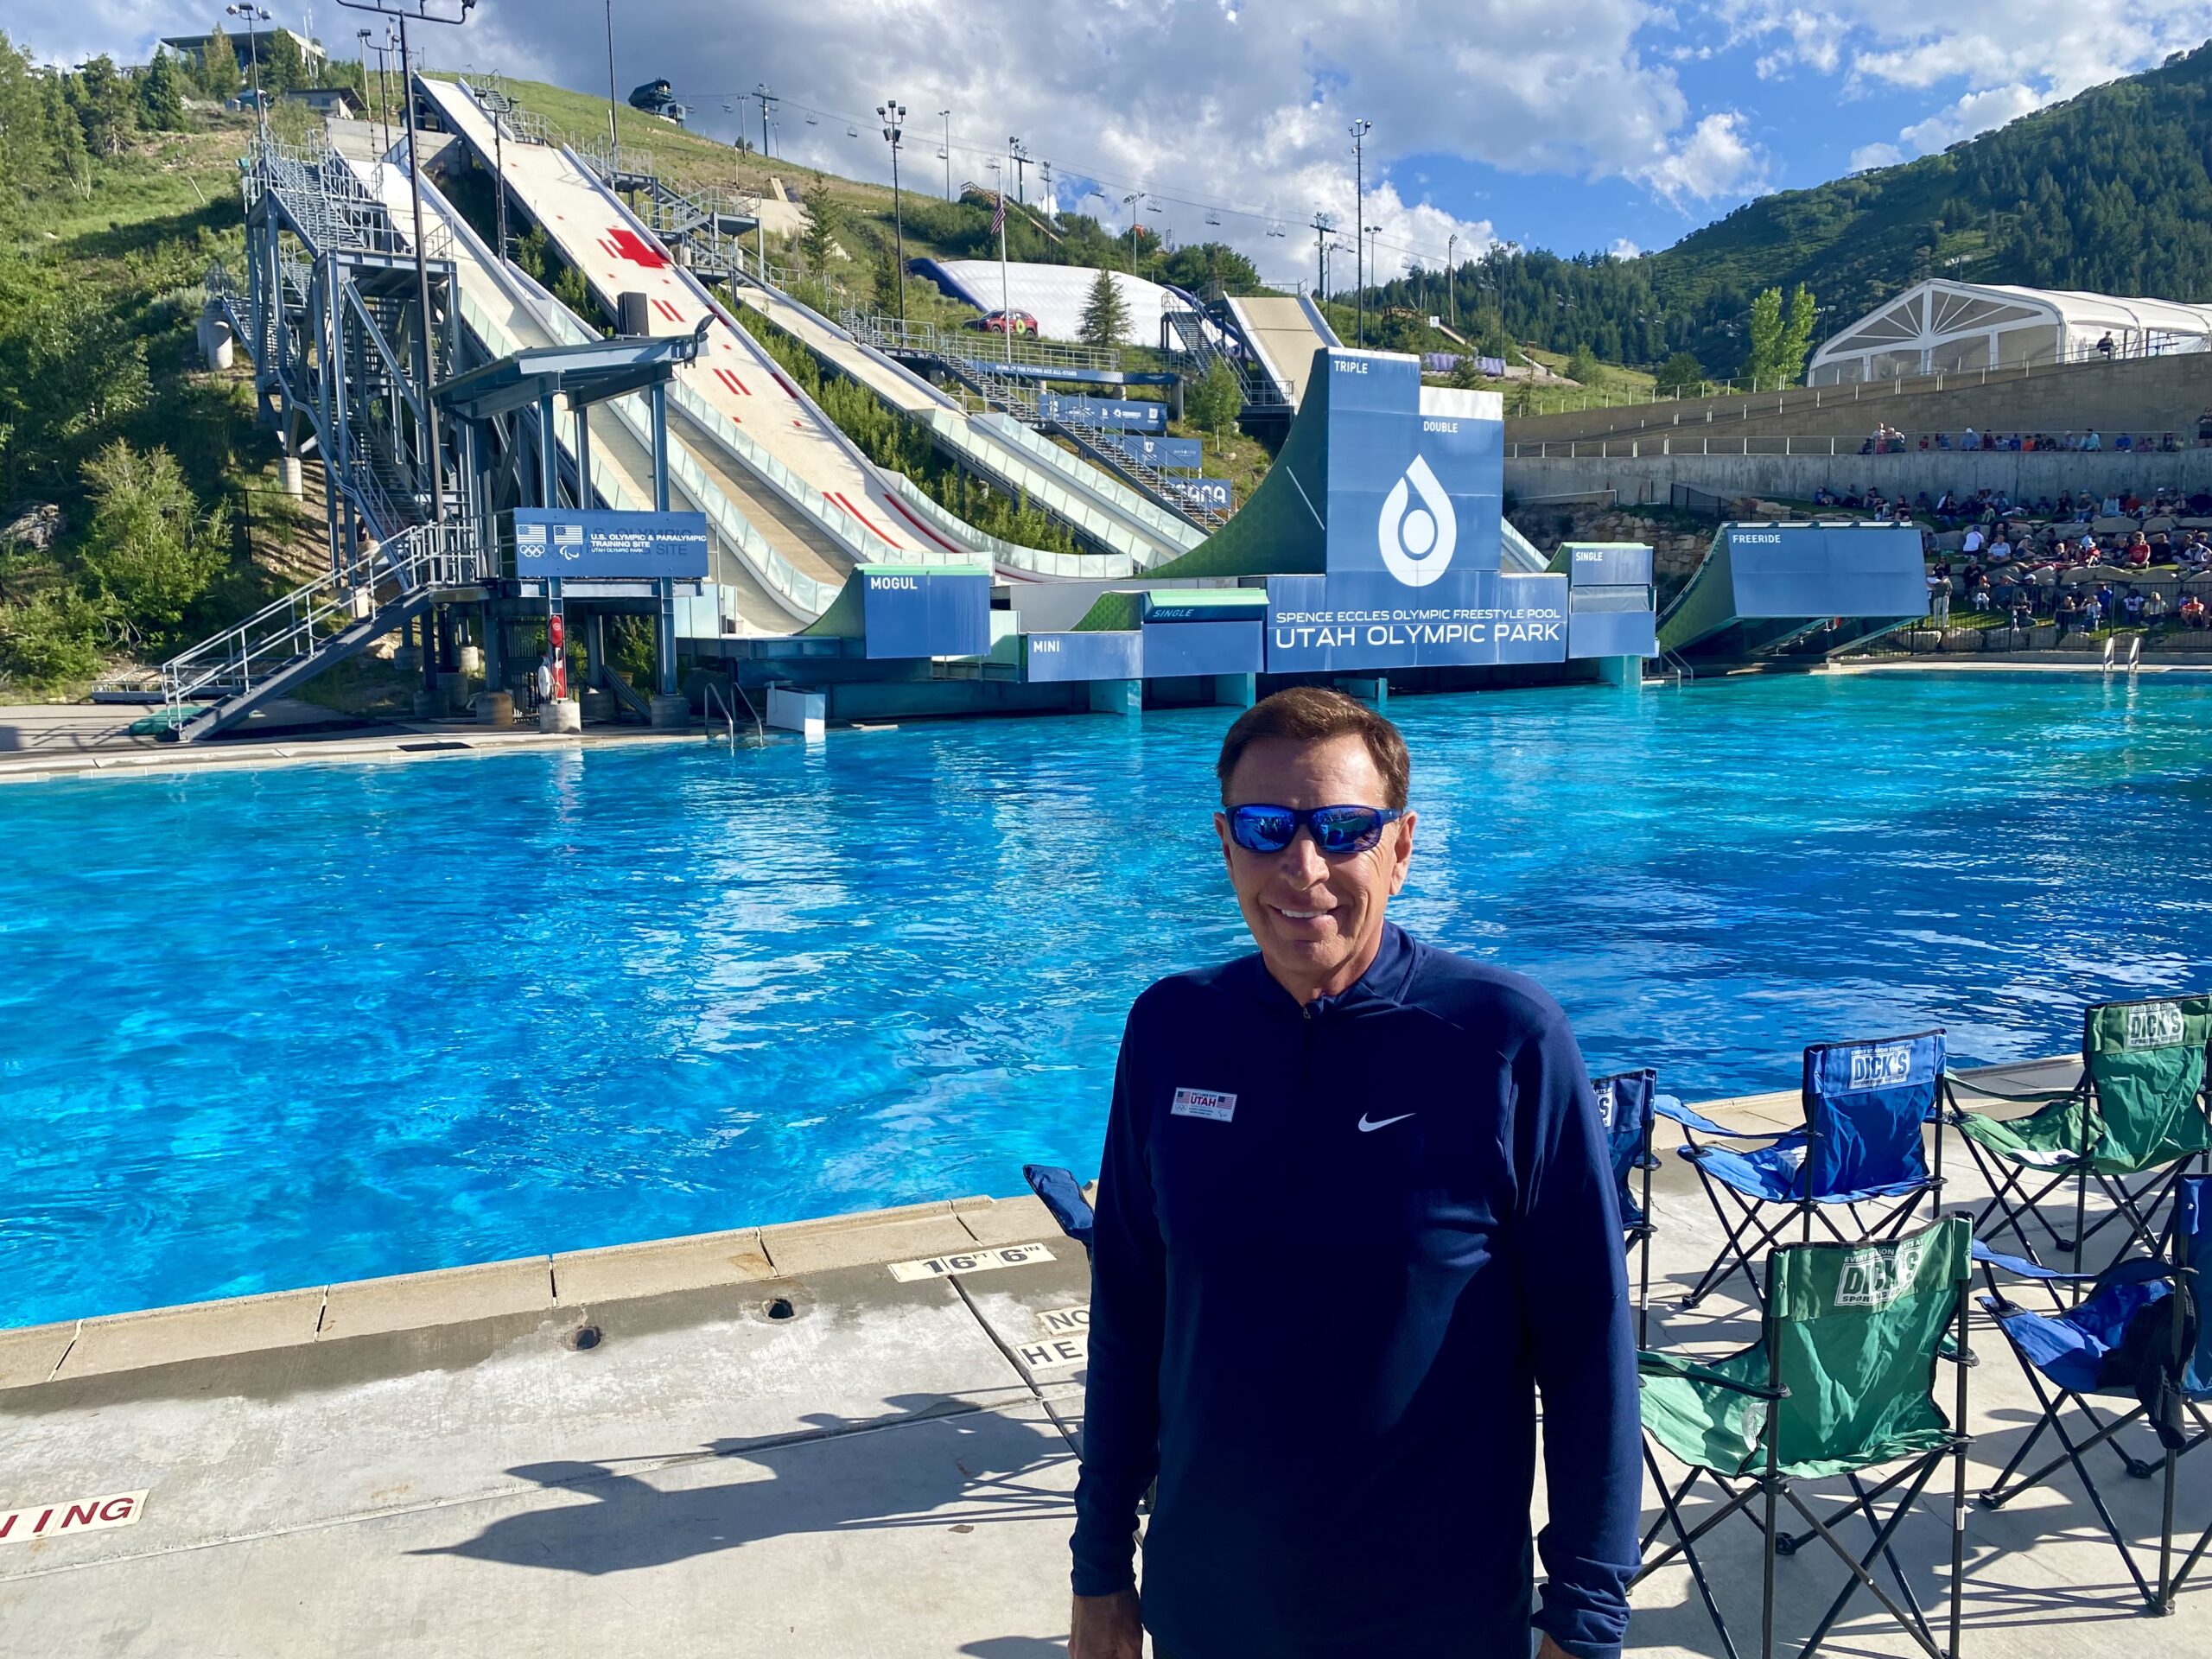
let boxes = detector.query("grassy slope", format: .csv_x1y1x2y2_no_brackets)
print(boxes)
4,112,335,692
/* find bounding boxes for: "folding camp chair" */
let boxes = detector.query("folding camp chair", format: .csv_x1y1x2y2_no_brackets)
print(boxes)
1668,1032,1948,1312
1974,1176,2210,1614
1636,1216,1974,1659
1021,1163,1095,1257
1597,1068,1677,1347
1949,995,2211,1276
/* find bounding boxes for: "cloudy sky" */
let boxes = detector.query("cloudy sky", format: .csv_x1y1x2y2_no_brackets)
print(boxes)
22,0,2212,285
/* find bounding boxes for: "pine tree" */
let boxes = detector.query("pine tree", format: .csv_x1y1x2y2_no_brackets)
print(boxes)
196,29,242,104
1077,267,1128,348
1566,342,1599,385
799,181,838,276
139,53,185,132
67,56,137,159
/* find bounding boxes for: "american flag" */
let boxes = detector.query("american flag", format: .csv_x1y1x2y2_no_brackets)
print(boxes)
990,191,1006,235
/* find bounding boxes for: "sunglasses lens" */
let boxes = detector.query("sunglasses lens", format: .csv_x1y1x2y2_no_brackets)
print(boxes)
1231,807,1295,853
1311,807,1385,854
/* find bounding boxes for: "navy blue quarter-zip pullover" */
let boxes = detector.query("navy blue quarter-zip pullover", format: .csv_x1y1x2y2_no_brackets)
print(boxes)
1071,925,1640,1659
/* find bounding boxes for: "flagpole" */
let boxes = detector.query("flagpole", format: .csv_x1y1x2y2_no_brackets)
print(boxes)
999,138,1012,365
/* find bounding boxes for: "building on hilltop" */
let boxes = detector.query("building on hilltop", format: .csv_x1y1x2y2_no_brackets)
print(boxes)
157,29,326,76
1808,279,2212,385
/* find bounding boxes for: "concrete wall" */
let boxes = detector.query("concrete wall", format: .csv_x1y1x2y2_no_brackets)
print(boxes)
1505,352,2209,448
1506,450,2212,509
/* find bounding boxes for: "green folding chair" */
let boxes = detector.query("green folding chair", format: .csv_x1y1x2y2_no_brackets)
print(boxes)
1636,1216,1974,1659
1949,996,2211,1277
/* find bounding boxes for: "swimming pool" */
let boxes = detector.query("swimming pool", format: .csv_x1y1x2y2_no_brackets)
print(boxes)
4,671,2208,1325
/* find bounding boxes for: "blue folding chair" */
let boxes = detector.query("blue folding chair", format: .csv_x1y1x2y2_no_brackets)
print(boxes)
1022,1163,1095,1257
1667,1032,1948,1312
1597,1068,1677,1347
1974,1176,2210,1614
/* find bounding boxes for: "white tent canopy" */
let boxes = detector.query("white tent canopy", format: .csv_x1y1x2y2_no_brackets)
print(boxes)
1806,279,2212,385
918,260,1192,346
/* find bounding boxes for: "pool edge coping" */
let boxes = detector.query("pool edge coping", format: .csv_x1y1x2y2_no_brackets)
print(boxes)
0,1056,2076,1389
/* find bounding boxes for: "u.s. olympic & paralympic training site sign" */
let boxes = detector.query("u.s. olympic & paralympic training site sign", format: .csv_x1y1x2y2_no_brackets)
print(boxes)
512,510,709,580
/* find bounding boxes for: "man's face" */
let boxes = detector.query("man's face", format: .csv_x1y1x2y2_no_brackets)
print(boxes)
1215,733,1415,1003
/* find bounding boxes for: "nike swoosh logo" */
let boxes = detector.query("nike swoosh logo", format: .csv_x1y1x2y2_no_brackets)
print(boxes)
1357,1112,1415,1134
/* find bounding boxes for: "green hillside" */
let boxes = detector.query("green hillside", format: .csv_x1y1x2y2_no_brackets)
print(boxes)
1366,40,2212,380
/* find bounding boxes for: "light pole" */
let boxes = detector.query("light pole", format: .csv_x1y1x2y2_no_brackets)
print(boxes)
337,0,478,531
1349,117,1371,347
226,5,270,137
602,0,620,174
938,108,950,200
877,99,906,325
1446,231,1458,332
1009,137,1027,204
754,84,776,158
477,85,513,264
1122,191,1142,276
1310,211,1332,299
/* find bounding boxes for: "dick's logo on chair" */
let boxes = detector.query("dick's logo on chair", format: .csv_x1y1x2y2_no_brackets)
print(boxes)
1847,1042,1914,1091
2123,1002,2185,1050
1835,1235,1926,1310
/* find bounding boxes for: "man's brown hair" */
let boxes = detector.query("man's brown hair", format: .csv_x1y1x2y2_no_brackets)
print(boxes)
1215,686,1411,810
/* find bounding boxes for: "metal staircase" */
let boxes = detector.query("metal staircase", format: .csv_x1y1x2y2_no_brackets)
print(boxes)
161,523,483,742
1160,285,1290,423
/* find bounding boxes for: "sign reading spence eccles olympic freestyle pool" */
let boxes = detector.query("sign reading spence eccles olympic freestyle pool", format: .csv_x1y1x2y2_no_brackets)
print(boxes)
1263,352,1574,671
512,510,709,580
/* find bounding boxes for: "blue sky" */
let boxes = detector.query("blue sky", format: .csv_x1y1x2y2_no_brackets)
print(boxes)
41,2,2212,282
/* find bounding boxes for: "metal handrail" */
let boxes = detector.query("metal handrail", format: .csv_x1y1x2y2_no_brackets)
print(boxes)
161,522,481,725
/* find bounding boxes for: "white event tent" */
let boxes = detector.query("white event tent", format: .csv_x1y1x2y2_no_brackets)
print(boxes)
1806,279,2212,385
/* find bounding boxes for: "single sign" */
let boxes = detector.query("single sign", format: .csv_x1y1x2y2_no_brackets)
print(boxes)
887,1243,1054,1283
0,1491,148,1545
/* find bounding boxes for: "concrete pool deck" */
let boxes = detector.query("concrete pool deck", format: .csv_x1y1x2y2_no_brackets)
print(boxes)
4,1057,2207,1656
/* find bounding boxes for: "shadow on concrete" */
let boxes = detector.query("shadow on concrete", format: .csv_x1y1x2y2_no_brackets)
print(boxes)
958,1641,1071,1657
418,1393,1072,1576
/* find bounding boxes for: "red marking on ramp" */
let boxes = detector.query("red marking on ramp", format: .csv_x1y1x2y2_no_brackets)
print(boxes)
713,368,751,397
884,493,963,554
832,492,900,546
606,228,671,270
652,298,683,322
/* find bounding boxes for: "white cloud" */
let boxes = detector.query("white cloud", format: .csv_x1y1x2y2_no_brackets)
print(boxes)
48,0,1782,272
1610,236,1643,257
1896,82,2050,151
1848,140,1905,171
1638,111,1769,207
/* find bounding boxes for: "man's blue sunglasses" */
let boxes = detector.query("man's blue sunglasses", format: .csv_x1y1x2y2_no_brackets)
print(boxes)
1227,804,1403,856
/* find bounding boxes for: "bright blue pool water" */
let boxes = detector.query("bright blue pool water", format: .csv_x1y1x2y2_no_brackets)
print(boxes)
5,671,2209,1326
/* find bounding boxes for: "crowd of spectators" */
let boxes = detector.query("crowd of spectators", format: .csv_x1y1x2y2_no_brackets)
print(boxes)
1916,515,2212,638
1857,424,2193,454
1809,481,2212,532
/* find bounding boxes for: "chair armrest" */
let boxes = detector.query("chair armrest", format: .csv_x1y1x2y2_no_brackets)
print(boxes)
1021,1163,1096,1248
1654,1097,1782,1139
1637,1351,1788,1400
1968,1239,2098,1283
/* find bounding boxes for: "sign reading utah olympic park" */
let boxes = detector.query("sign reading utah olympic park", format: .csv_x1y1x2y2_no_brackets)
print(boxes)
512,509,709,580
1264,353,1567,672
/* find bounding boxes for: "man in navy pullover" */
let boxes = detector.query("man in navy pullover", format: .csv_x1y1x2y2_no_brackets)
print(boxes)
1068,687,1639,1659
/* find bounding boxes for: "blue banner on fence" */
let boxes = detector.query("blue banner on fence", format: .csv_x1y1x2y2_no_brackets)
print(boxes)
1105,434,1202,473
1037,393,1167,434
1176,478,1231,512
1264,569,1568,674
512,510,709,580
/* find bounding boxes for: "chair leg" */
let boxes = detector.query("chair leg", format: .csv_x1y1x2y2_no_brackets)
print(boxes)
2158,1447,2177,1616
1762,1477,1780,1659
1785,1455,1948,1659
1639,1444,1744,1659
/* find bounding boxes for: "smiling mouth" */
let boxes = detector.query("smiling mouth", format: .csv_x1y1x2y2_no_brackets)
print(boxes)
1272,906,1333,921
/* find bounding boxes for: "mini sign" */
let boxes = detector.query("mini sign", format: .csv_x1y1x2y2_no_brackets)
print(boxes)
886,1243,1054,1283
0,1490,149,1545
